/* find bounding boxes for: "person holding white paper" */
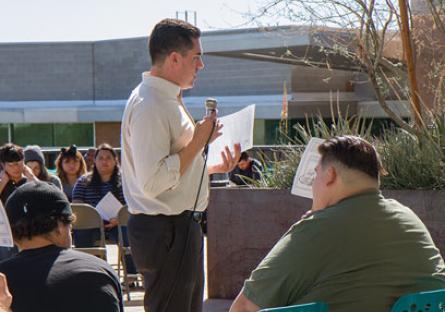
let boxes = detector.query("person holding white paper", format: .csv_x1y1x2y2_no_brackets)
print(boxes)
72,143,136,274
231,136,445,312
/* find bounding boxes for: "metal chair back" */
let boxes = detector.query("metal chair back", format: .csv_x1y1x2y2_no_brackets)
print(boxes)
71,203,107,260
259,302,328,312
391,288,445,312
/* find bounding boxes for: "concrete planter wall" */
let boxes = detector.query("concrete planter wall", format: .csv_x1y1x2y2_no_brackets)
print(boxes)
206,188,445,299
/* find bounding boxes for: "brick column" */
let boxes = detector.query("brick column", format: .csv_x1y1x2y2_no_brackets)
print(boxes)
95,122,121,147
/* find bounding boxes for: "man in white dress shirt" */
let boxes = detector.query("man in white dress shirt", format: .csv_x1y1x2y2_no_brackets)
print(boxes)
121,19,240,312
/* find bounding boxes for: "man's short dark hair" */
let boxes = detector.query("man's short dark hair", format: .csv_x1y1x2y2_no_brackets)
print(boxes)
149,18,201,65
0,143,24,163
11,214,74,241
239,152,249,162
318,136,385,179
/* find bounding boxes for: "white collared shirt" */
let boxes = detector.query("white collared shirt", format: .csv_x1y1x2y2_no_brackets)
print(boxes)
121,72,209,215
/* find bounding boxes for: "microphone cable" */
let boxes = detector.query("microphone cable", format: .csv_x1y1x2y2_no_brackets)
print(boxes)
162,120,216,312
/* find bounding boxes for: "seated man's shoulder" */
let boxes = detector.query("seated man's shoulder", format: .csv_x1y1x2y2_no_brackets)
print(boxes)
63,248,114,270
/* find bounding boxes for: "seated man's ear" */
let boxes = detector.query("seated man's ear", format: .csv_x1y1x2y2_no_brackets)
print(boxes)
326,166,338,186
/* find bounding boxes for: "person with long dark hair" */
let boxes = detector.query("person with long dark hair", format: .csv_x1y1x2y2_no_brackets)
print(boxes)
72,143,136,274
55,145,87,202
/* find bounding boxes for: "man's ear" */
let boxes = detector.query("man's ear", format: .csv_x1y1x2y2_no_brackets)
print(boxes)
325,165,337,185
169,51,181,65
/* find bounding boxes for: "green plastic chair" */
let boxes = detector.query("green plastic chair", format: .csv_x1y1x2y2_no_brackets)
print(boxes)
391,288,445,312
259,302,328,312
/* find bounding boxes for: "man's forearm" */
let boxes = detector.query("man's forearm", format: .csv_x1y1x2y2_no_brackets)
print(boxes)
230,292,260,312
178,140,203,176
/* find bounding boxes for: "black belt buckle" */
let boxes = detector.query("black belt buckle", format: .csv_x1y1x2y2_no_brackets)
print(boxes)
192,212,203,224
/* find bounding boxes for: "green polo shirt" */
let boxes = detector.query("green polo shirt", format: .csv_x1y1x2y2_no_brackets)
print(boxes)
243,190,445,311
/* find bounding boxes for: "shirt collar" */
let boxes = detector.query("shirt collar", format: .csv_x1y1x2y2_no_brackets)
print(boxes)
142,71,181,98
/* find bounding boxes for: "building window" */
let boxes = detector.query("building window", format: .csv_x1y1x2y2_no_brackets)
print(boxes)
12,124,53,147
54,124,94,147
0,124,9,146
9,123,94,147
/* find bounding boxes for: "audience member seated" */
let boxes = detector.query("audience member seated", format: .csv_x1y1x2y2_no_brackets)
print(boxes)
55,145,87,202
24,145,62,190
84,147,96,172
230,136,445,312
229,151,263,186
0,144,37,205
0,143,38,261
0,181,123,312
72,143,137,274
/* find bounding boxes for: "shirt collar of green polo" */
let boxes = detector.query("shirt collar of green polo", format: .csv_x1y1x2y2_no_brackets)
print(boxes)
142,71,181,98
315,188,382,214
338,189,382,204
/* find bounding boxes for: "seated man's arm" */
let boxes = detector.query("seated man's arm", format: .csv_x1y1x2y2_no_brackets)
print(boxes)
231,217,323,310
230,291,260,312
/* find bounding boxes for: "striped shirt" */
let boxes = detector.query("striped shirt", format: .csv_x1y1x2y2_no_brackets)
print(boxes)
72,175,126,207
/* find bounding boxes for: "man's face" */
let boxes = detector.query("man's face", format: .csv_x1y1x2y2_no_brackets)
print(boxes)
238,159,250,171
311,160,331,211
49,221,72,249
3,160,24,180
176,38,204,89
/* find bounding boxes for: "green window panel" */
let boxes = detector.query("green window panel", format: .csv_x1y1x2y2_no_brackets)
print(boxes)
10,123,94,148
12,124,53,147
54,123,94,147
0,124,9,146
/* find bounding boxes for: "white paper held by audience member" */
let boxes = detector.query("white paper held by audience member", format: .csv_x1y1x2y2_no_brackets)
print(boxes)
95,192,123,221
291,137,325,199
0,202,13,247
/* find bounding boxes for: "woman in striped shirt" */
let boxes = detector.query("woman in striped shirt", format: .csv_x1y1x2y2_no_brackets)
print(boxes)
72,143,136,274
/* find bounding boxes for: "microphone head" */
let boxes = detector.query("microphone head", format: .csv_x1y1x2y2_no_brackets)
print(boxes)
205,98,218,111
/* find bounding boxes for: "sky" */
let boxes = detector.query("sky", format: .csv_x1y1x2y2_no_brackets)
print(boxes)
0,0,281,43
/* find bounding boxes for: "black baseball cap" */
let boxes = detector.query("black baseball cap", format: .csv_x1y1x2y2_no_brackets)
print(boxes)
5,181,72,226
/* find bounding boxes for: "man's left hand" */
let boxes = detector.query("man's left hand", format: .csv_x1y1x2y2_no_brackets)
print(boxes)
208,143,241,175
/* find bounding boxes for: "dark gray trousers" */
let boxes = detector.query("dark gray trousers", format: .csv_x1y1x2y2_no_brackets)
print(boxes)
127,211,204,312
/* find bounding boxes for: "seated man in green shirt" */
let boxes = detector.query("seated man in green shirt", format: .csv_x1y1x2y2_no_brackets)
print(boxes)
230,135,445,312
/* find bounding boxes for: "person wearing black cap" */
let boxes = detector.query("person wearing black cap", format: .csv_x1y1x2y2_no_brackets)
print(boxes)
24,145,62,190
0,143,37,206
0,181,123,312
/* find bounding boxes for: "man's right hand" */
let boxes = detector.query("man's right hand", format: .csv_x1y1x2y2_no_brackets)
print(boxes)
192,114,223,149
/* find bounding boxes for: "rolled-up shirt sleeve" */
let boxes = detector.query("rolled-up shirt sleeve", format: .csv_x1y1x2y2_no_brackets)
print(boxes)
129,100,181,198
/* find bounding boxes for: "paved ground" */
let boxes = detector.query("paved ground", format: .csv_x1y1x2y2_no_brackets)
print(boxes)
107,240,234,312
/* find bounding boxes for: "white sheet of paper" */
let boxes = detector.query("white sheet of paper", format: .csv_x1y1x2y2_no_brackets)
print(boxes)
0,201,14,247
95,192,122,221
291,137,325,199
208,104,255,166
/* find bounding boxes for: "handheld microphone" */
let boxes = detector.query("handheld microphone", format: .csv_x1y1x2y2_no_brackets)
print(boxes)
203,98,217,156
205,98,218,116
